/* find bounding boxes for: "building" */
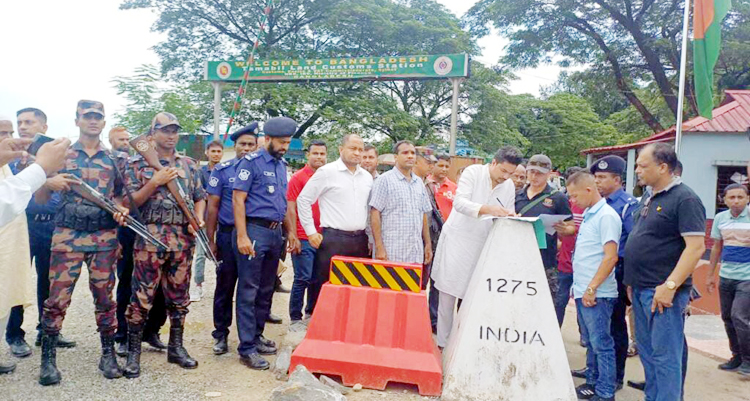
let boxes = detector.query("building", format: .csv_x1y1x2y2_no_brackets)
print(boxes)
582,90,750,314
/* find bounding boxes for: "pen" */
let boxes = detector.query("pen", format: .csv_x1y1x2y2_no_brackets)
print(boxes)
248,240,256,260
496,197,505,208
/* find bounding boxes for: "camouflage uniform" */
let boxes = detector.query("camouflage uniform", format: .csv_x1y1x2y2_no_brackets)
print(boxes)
124,151,206,328
42,141,126,336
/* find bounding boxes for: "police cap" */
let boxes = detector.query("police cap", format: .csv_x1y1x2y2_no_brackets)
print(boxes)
263,117,297,138
590,155,626,175
230,121,260,142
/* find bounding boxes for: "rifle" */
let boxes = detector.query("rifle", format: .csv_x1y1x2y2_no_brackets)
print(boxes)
68,176,168,251
129,134,219,265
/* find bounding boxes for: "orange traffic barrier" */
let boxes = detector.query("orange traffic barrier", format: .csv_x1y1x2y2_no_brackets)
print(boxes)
290,257,442,396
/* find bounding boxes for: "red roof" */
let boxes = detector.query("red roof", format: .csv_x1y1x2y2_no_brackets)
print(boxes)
582,90,750,155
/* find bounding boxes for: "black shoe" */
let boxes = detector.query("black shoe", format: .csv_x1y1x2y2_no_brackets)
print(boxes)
213,336,228,355
98,334,122,380
239,352,269,370
590,395,614,401
116,341,128,357
576,383,596,400
256,342,277,355
56,334,76,348
627,380,645,391
719,355,742,371
738,362,750,377
571,367,588,379
143,332,167,351
123,328,142,379
266,313,283,324
258,335,276,348
39,334,61,386
9,337,31,358
0,361,16,374
167,324,198,369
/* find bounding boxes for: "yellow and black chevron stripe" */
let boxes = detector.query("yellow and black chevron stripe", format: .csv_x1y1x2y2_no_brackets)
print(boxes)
329,259,422,293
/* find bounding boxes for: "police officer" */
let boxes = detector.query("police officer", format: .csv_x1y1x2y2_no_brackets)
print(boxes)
38,100,129,385
108,127,167,357
123,112,206,378
571,155,638,390
232,117,295,370
205,122,259,355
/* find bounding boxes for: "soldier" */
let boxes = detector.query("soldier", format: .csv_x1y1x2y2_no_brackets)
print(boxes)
122,112,206,378
205,122,259,354
38,100,129,386
232,117,296,370
108,127,167,357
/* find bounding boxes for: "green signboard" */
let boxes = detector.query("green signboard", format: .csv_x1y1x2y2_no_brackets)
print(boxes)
204,54,469,82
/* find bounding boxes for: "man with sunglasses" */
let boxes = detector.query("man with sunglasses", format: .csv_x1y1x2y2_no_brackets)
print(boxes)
624,143,705,401
515,154,572,300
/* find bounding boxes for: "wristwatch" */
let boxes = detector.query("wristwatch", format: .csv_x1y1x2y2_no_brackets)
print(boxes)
665,280,677,290
585,286,596,295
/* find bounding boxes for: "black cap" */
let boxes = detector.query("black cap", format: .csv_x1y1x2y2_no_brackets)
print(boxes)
230,121,260,142
263,117,297,137
590,155,626,175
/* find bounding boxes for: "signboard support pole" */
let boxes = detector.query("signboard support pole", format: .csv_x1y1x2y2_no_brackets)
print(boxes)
449,78,461,156
212,82,223,141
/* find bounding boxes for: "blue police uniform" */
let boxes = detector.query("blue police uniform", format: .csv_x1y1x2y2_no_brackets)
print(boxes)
207,158,241,340
6,160,60,345
590,155,638,386
231,117,294,359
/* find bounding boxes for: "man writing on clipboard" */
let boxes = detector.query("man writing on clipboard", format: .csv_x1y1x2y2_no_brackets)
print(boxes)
515,154,573,301
431,146,523,349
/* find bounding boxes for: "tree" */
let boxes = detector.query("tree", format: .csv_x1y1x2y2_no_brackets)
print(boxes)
111,65,211,135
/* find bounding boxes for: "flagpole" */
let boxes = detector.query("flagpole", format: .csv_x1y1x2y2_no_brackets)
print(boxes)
675,0,691,157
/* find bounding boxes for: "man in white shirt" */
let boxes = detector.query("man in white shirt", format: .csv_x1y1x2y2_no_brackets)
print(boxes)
297,134,373,313
431,146,523,348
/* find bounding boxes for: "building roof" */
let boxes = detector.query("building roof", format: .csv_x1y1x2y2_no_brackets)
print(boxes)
582,90,750,155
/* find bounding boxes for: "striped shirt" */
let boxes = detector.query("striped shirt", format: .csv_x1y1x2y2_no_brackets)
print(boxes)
369,168,432,264
711,207,750,280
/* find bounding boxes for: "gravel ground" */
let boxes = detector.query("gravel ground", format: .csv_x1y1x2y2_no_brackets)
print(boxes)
1,260,748,400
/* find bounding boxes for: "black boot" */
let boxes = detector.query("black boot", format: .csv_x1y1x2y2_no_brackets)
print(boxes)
99,334,122,379
143,332,167,350
123,328,142,379
167,324,198,369
39,334,61,386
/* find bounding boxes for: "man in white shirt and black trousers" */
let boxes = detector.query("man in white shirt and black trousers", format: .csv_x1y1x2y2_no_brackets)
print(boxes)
296,134,373,313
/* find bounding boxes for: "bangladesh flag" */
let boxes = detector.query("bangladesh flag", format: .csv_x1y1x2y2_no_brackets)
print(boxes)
693,0,731,119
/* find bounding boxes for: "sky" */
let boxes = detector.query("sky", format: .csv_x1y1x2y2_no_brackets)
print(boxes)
0,0,564,139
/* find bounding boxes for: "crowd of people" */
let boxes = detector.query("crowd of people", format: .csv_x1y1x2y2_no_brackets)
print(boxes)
0,102,748,401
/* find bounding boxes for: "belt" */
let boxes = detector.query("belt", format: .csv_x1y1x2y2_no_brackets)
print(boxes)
246,217,282,230
322,227,366,237
29,213,54,222
219,224,234,233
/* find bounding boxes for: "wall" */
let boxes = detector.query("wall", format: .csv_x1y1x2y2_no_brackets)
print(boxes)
680,132,748,219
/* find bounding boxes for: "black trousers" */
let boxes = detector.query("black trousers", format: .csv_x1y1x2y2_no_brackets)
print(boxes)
612,259,630,384
213,227,238,339
719,277,750,362
115,227,166,343
308,228,369,313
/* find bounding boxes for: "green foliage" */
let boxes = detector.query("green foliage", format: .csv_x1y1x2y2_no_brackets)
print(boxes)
111,65,211,135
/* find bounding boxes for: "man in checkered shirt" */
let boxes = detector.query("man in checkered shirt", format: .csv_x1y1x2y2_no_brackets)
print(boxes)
369,140,433,264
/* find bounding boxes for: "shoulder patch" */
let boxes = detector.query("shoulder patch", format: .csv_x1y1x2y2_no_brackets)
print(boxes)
238,169,251,181
208,176,220,187
244,151,261,161
215,160,233,170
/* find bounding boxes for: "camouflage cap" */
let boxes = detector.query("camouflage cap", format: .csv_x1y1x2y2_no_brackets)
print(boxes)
150,112,181,133
77,100,105,118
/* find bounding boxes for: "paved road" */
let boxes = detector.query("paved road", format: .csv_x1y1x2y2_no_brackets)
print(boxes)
1,262,748,400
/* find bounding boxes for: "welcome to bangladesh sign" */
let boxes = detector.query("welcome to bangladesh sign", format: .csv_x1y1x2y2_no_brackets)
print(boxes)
204,54,469,82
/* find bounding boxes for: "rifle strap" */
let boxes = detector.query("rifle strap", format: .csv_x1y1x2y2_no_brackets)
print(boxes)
106,151,144,222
